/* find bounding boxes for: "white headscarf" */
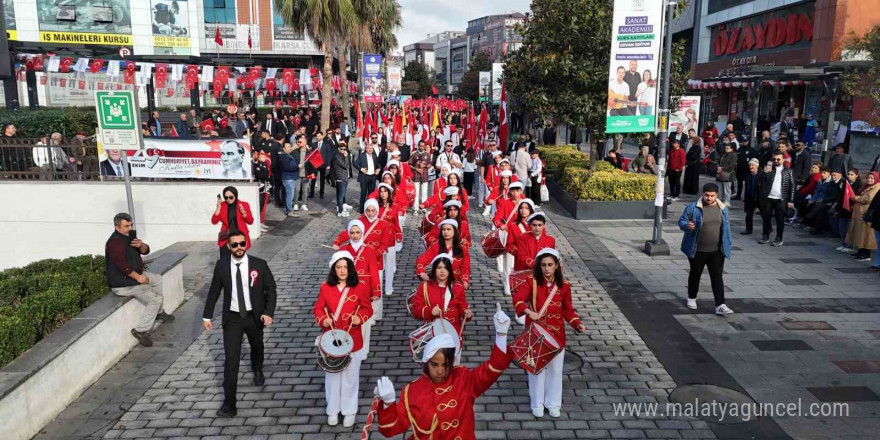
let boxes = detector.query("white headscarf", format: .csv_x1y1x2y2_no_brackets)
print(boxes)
347,219,365,251
363,199,379,221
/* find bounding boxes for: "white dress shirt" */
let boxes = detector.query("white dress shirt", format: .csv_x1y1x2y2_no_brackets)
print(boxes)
768,166,783,199
366,152,375,175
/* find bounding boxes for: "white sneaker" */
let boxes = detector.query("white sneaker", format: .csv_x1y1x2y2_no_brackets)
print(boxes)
836,246,849,252
531,407,544,418
482,207,491,216
343,203,352,210
548,408,561,418
293,204,299,211
385,290,393,296
337,212,343,217
715,304,734,315
287,211,298,217
686,298,697,310
327,415,338,426
342,414,356,427
302,205,309,211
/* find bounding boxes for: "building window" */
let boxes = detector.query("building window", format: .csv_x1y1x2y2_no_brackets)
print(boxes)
204,0,236,24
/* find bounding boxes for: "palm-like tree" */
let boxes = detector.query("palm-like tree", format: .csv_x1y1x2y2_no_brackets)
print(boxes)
276,0,359,132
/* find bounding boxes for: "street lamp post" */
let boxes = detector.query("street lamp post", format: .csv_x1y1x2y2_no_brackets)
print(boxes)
644,0,677,257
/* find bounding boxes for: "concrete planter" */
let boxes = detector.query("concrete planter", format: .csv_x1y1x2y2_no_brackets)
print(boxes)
545,177,667,220
0,252,187,440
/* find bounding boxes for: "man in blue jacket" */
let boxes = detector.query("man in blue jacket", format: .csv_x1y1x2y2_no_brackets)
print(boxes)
679,183,734,316
279,142,299,216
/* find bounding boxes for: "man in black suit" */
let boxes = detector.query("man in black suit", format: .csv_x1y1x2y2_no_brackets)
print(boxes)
315,131,336,198
395,133,412,162
271,134,285,207
202,230,277,417
261,113,282,139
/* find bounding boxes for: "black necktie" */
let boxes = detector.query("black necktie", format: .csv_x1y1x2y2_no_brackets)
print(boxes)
235,262,247,318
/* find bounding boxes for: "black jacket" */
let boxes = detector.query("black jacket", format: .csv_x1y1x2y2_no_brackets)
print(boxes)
203,255,277,321
717,152,738,183
398,144,412,162
870,154,880,173
736,146,757,175
791,149,812,184
315,140,335,170
105,231,150,288
330,151,352,181
355,151,380,183
867,188,880,230
744,171,763,205
760,166,796,204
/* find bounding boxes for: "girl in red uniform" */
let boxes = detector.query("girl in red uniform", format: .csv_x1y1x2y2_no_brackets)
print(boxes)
425,185,466,226
384,162,411,230
513,248,587,418
336,220,381,301
416,219,471,289
424,200,472,249
493,181,525,295
505,198,536,255
512,213,556,271
411,253,473,336
313,251,373,427
376,183,403,296
375,305,513,440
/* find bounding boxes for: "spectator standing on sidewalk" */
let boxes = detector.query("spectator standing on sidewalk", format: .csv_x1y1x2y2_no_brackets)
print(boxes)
732,139,756,200
106,213,175,347
741,159,763,235
835,169,863,252
847,172,879,261
758,152,795,246
866,187,880,270
212,186,254,257
279,142,300,216
716,142,738,204
667,139,686,201
331,141,353,217
679,183,734,316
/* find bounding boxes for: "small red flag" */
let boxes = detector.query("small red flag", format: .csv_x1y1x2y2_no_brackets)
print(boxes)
432,84,439,95
305,149,324,169
89,59,105,73
247,29,253,49
200,119,216,133
169,125,179,137
843,181,855,211
214,27,223,46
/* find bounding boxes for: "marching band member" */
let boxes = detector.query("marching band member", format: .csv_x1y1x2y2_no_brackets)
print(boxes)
512,212,556,271
384,162,411,233
375,304,512,440
416,219,471,289
443,171,470,213
313,251,373,427
336,220,381,301
411,253,473,336
493,181,526,295
424,200,472,249
482,152,504,216
432,164,452,196
425,185,467,226
513,248,586,418
368,171,410,214
506,198,536,255
389,150,414,183
375,183,402,297
485,170,514,212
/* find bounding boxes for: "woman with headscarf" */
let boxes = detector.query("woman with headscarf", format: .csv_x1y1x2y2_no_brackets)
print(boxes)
313,251,372,428
336,220,381,301
513,248,587,418
416,219,472,289
847,171,879,261
211,186,254,257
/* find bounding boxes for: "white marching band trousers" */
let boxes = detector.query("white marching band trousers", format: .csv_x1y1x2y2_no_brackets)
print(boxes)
324,349,365,416
528,349,565,411
497,252,514,295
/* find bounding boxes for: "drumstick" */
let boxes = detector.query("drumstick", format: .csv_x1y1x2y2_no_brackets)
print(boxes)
324,306,341,346
321,244,335,249
360,396,380,440
345,305,362,333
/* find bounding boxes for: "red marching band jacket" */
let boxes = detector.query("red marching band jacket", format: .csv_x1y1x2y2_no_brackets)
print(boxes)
334,215,396,270
492,196,523,228
367,187,410,217
505,220,529,254
425,218,471,249
513,278,582,347
211,201,254,250
415,243,471,287
410,280,469,335
312,282,373,352
337,243,381,300
377,344,512,440
512,232,556,271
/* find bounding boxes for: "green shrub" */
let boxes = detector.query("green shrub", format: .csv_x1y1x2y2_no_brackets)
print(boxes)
0,108,98,138
0,255,108,368
560,168,654,202
539,145,591,176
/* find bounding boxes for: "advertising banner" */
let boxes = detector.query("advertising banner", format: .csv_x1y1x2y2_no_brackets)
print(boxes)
605,0,664,133
36,0,133,46
269,0,318,52
387,66,402,96
131,138,253,180
479,71,491,102
4,1,16,41
151,0,191,48
491,63,504,103
363,54,383,103
668,96,701,134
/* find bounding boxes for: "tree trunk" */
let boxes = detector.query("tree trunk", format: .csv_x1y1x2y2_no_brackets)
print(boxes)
320,44,334,133
555,122,566,146
338,43,351,125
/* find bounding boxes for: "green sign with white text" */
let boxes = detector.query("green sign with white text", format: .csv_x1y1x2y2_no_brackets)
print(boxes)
95,91,140,149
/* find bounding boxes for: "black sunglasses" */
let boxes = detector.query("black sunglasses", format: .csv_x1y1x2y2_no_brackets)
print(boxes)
228,241,247,248
225,196,235,200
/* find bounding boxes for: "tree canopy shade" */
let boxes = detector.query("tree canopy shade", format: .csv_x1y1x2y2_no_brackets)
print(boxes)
402,60,435,99
459,51,492,102
503,0,688,135
841,26,880,127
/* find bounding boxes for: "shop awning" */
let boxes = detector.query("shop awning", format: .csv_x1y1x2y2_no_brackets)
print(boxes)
687,78,817,90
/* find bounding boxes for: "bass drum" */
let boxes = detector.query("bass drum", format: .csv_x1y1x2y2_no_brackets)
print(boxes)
315,329,354,373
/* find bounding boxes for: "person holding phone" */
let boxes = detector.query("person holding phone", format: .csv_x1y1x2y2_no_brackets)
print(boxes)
106,213,175,347
212,186,254,257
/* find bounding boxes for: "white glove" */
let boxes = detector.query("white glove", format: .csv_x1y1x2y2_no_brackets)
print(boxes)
375,376,396,404
493,303,510,335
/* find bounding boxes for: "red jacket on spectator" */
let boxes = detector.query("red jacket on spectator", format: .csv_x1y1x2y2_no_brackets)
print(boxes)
800,173,822,196
211,201,254,250
667,148,686,172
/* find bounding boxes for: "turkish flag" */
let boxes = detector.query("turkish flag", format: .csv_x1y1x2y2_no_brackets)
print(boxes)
155,63,168,88
216,65,229,82
305,149,324,169
214,27,223,46
79,80,86,90
200,119,215,133
265,78,277,91
843,181,855,211
185,76,198,91
248,66,262,81
33,56,44,71
169,125,179,137
498,81,508,152
213,78,224,97
90,59,105,73
123,61,136,84
60,57,73,73
167,88,174,97
282,69,295,89
186,65,199,81
97,82,104,90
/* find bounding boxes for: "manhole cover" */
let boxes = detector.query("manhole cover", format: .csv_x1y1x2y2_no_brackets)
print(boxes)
511,351,584,373
669,384,758,424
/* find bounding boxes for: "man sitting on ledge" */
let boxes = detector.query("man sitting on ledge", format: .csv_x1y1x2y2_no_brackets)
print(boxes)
105,213,175,347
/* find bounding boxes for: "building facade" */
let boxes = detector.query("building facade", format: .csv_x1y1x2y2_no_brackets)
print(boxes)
465,13,524,63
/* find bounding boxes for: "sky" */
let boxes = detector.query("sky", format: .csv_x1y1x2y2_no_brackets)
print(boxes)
394,0,533,52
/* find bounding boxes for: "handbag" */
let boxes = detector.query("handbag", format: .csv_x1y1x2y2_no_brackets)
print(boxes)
540,183,550,203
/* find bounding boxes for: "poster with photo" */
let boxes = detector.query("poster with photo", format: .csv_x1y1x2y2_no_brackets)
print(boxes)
130,138,253,180
4,1,16,41
387,66,401,96
36,0,133,46
605,0,664,133
363,54,383,103
151,0,190,48
668,96,701,134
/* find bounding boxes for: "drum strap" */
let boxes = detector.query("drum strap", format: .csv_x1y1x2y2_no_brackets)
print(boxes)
533,280,559,320
362,217,382,245
333,287,351,322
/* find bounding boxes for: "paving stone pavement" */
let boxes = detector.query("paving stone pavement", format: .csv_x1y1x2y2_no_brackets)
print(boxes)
94,191,716,440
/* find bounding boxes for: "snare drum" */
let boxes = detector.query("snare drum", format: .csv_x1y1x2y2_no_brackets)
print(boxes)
315,329,354,373
509,323,561,375
508,270,532,294
481,229,507,258
418,216,434,237
408,318,460,364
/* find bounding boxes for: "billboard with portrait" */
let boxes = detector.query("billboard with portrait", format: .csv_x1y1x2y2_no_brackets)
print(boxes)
129,138,253,180
151,0,190,48
363,54,383,103
36,0,133,46
387,66,401,96
669,96,701,134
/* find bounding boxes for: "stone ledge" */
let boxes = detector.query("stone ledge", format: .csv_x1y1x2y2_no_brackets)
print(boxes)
546,177,668,220
0,251,187,440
